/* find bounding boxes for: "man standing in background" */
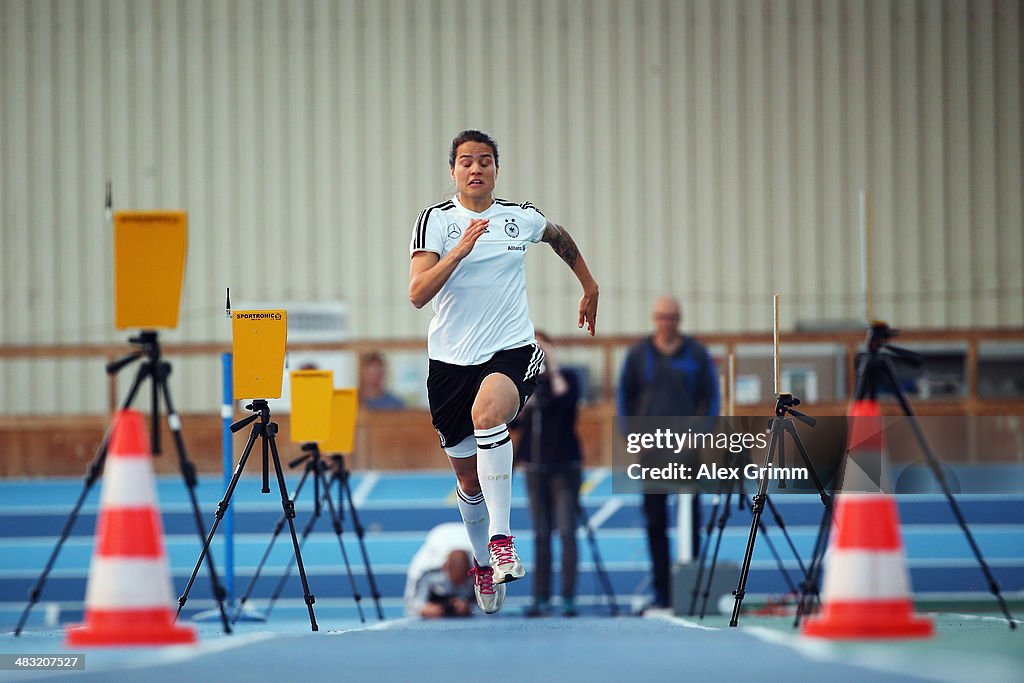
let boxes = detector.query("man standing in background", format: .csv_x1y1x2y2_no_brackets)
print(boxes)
617,296,720,610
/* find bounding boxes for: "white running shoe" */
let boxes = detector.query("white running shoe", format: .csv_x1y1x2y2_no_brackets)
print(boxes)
488,535,526,584
470,562,505,614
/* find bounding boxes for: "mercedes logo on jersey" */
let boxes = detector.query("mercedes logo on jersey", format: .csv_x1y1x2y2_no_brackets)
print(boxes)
447,223,461,239
504,219,519,238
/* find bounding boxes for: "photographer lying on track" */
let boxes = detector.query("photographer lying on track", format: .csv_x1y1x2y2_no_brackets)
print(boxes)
405,549,475,619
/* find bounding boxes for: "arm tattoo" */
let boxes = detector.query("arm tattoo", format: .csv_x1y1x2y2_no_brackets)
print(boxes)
543,222,580,269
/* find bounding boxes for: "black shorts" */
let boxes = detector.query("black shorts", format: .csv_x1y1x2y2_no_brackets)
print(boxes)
427,343,545,450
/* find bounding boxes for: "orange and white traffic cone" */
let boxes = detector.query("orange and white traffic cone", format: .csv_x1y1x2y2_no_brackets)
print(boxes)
66,409,197,646
801,399,934,639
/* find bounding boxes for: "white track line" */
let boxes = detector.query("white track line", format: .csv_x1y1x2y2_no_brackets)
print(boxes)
743,625,980,683
941,612,1021,626
325,617,416,635
586,498,624,531
70,631,280,676
644,612,719,631
581,467,609,493
655,613,1018,683
67,619,417,675
350,472,379,508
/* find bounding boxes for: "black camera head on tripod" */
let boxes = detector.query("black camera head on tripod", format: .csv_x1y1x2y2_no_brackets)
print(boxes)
774,392,816,426
326,454,351,479
128,330,160,348
105,330,162,375
230,399,272,433
289,446,321,470
868,320,898,344
290,442,326,469
866,321,923,367
776,392,800,408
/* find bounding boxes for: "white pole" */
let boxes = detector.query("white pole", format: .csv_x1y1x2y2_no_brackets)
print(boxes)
773,293,780,395
719,374,727,417
859,189,873,323
677,496,694,565
728,352,735,417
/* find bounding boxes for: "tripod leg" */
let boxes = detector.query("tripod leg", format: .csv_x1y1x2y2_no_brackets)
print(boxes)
730,421,779,627
755,517,798,596
762,495,808,581
267,429,318,631
14,459,103,636
149,361,160,455
779,419,835,627
157,374,232,634
263,490,322,620
701,453,768,620
576,502,619,616
689,481,725,616
231,465,312,623
176,423,259,622
794,497,833,627
14,363,151,636
852,354,875,404
699,481,734,619
340,469,385,620
881,357,1017,629
317,469,366,623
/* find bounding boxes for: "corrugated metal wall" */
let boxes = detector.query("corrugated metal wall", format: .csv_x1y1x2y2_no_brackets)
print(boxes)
1,0,1021,414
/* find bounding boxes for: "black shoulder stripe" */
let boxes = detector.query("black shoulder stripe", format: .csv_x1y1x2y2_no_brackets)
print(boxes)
495,198,544,216
413,200,454,250
413,208,428,250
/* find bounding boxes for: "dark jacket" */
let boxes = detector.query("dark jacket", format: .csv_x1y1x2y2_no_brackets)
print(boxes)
617,335,720,419
515,368,583,471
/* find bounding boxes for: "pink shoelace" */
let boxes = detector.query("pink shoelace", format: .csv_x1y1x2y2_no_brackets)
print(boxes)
487,535,517,566
469,564,496,595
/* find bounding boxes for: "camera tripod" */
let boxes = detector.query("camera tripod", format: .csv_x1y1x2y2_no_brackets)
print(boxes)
176,399,319,632
325,453,385,620
841,322,1016,629
233,443,382,623
577,501,620,616
730,393,833,627
14,331,231,635
689,443,807,619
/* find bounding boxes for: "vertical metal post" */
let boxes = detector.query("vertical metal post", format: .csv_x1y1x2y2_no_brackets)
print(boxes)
221,352,235,602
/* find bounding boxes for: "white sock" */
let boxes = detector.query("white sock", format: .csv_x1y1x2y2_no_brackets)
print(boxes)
456,486,491,564
475,424,514,539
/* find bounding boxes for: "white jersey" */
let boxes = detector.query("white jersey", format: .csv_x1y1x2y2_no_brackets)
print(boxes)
410,195,547,365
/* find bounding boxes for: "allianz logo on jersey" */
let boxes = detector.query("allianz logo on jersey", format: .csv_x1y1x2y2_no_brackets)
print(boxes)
508,245,526,252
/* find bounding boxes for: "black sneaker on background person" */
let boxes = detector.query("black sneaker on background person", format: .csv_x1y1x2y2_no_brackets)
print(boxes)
523,598,550,617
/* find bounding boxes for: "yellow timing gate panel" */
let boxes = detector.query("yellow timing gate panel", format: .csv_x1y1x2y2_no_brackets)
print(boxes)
290,369,334,443
114,211,187,330
232,310,287,400
320,388,359,454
